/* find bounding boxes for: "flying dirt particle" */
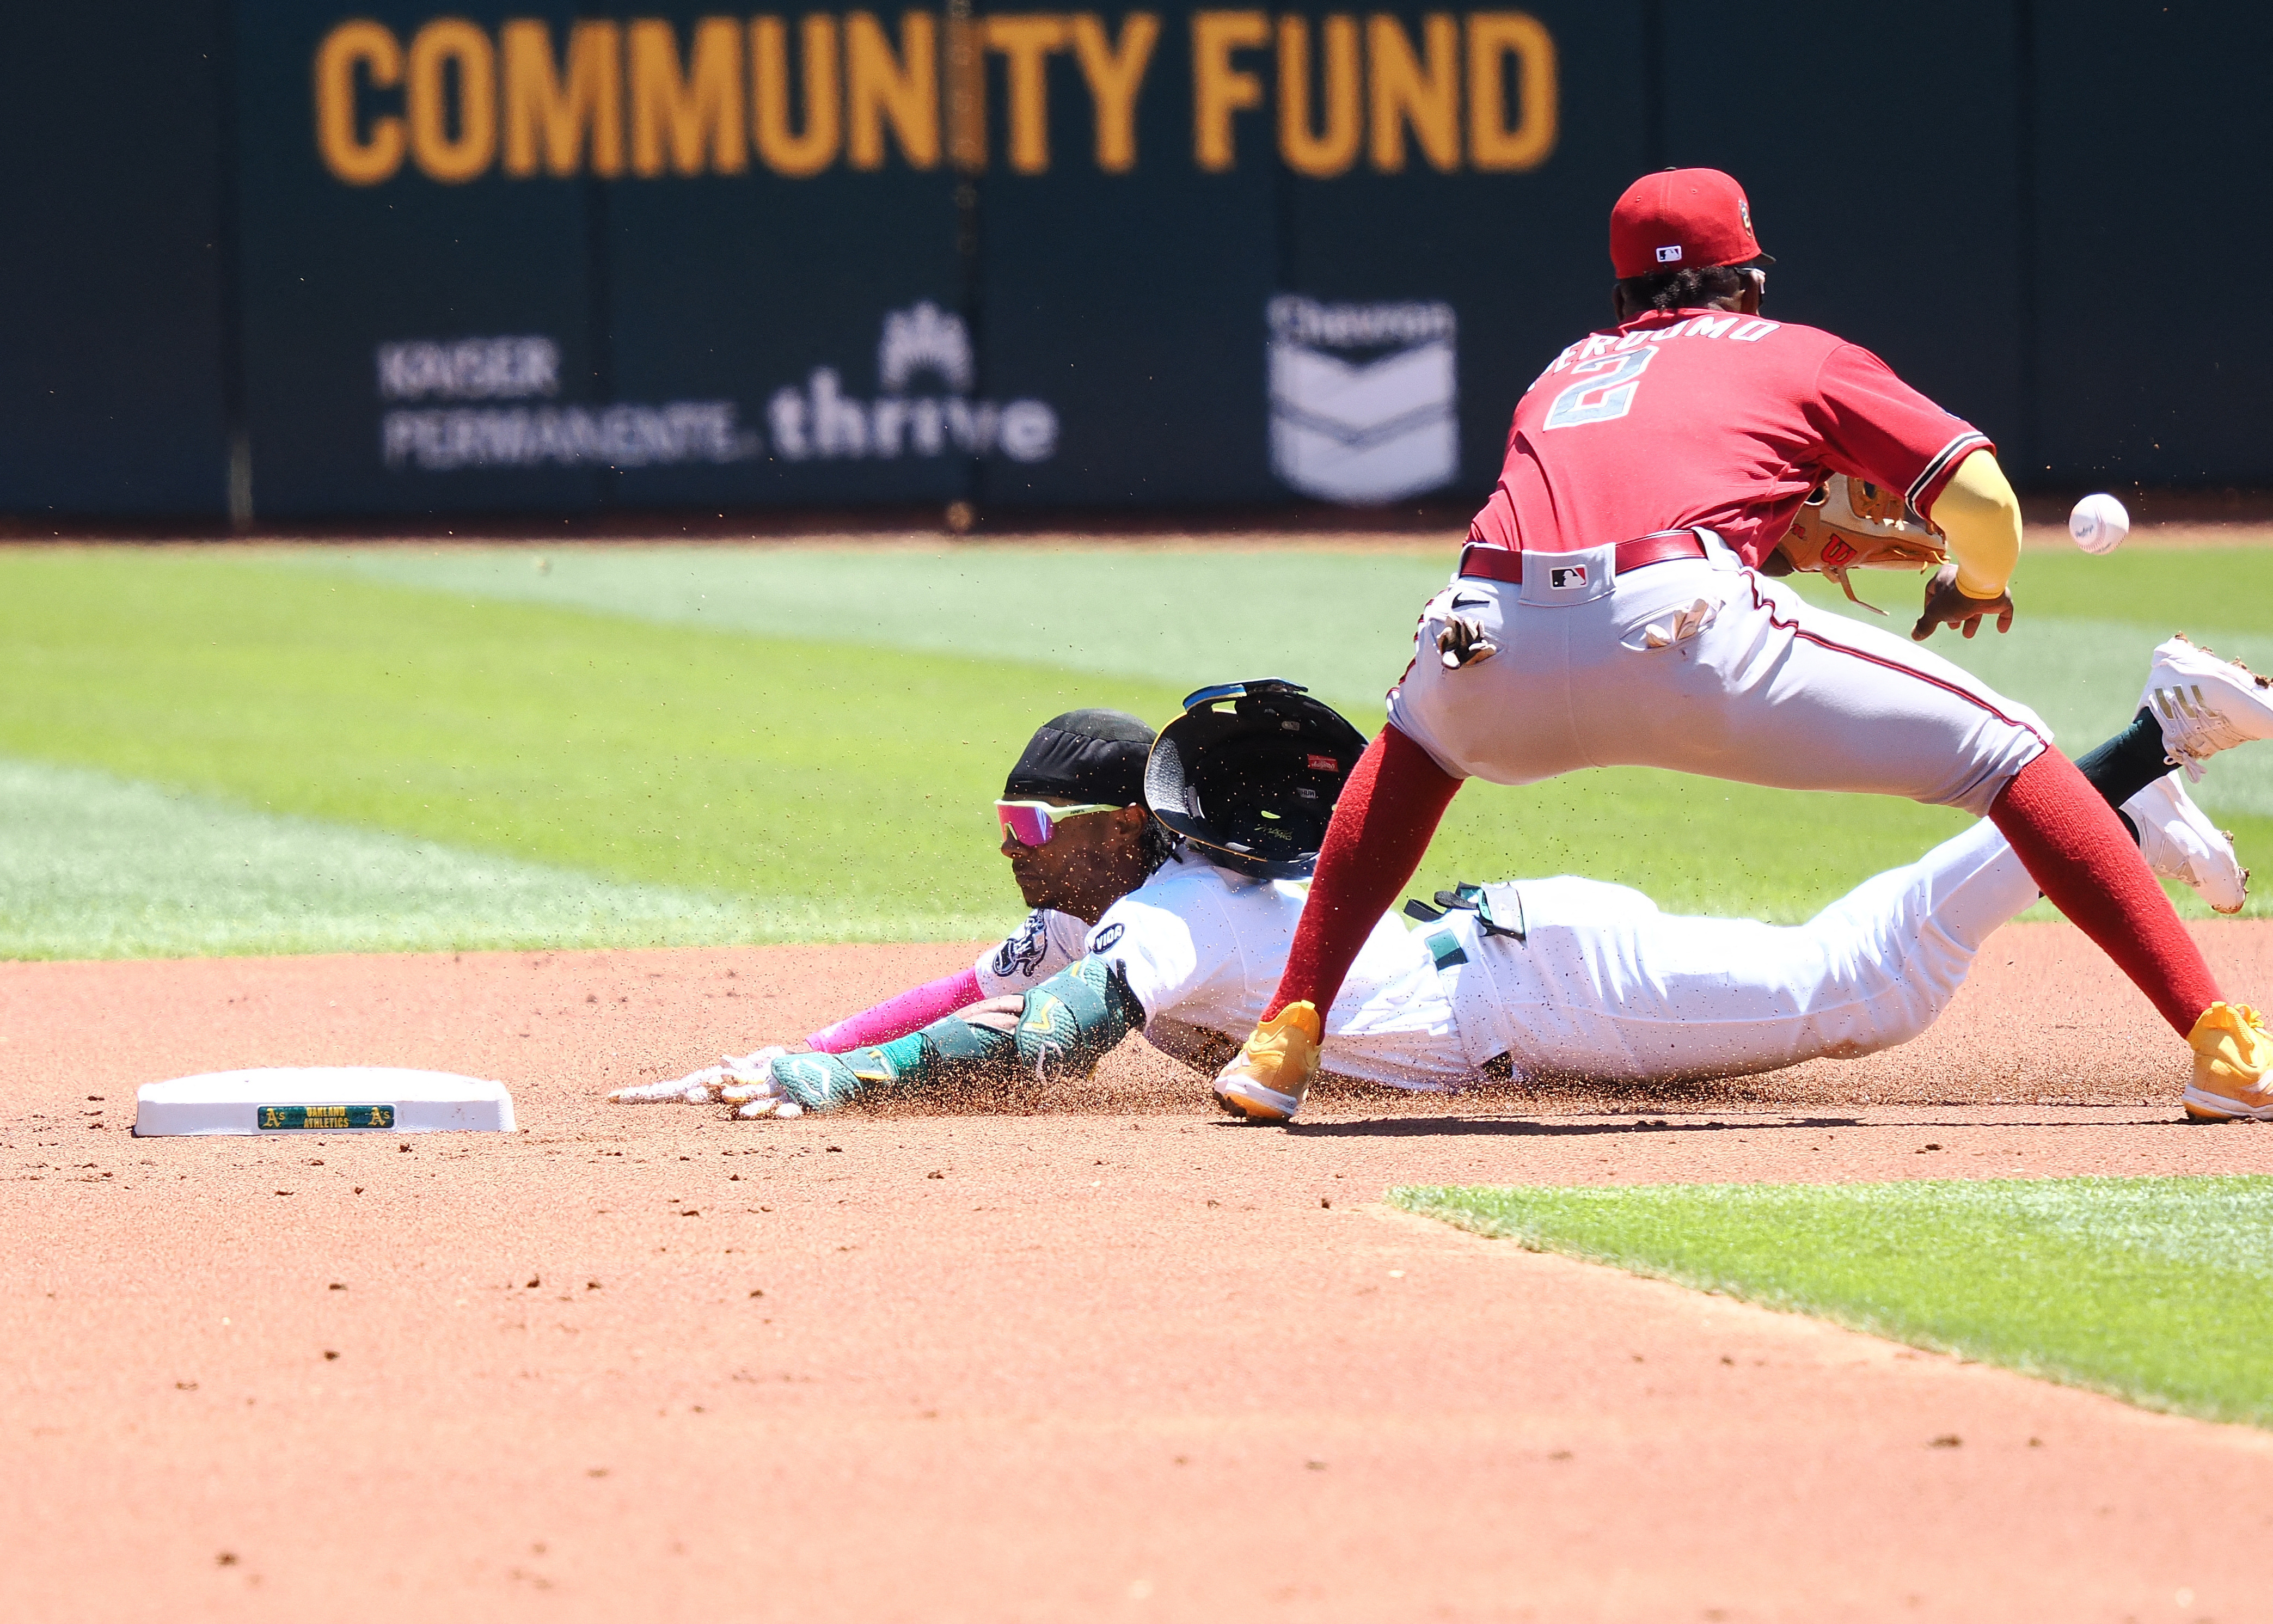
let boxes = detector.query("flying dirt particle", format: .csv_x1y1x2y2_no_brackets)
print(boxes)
175,1381,197,1391
526,1277,541,1288
322,1351,340,1362
826,1146,843,1154
927,1170,945,1179
1548,1450,1573,1461
1319,1197,1330,1208
1929,1435,1962,1449
216,1552,238,1567
2027,1437,2043,1448
352,1187,363,1194
587,1468,609,1478
328,1283,346,1291
749,1289,763,1298
1304,1460,1326,1471
399,1144,412,1153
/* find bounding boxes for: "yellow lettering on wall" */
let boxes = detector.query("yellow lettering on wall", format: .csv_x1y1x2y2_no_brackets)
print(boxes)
1467,11,1554,170
1367,11,1457,173
1068,13,1157,173
983,15,1069,174
751,16,842,176
315,20,407,185
502,20,624,177
1276,14,1359,178
846,10,940,169
629,16,749,176
1191,10,1266,172
407,19,499,182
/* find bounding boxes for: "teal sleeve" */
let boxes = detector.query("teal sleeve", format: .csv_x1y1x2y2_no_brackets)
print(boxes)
1013,954,1145,1079
762,956,1141,1110
763,1010,1017,1112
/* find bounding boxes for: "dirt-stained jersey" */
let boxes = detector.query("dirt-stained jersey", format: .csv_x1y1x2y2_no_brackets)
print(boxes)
1468,308,1990,568
1076,849,1482,1088
973,908,1089,998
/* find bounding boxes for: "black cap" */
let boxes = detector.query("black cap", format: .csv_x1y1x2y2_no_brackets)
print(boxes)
1004,709,1155,806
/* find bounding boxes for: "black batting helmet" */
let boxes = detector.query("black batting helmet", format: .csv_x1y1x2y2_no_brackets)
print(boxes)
1143,679,1369,879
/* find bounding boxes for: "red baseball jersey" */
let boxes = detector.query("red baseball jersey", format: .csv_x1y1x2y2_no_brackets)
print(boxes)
1467,308,1992,568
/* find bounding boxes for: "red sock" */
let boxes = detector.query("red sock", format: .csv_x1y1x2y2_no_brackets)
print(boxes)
1989,749,2221,1037
1266,725,1464,1021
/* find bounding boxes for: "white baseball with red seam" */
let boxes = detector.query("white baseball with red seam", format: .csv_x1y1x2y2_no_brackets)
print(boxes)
2068,493,2130,555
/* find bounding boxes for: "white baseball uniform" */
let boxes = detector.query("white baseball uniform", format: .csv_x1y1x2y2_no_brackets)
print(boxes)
971,826,2039,1089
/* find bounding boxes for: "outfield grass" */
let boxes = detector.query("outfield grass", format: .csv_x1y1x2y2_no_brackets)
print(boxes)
0,541,2263,957
1395,1176,2273,1428
0,758,770,959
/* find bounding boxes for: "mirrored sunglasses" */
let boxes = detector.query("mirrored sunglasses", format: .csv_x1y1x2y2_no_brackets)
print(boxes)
995,800,1119,847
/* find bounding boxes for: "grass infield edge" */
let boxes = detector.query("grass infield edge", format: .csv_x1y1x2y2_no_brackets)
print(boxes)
1388,1177,2272,1431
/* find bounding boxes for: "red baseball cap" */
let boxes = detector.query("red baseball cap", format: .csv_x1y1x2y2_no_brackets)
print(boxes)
1609,168,1772,279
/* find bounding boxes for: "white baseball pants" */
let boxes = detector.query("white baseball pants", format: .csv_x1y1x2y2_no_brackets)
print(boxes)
1444,818,2039,1083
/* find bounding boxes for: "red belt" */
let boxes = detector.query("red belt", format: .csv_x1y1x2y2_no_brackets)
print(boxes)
1456,530,1706,586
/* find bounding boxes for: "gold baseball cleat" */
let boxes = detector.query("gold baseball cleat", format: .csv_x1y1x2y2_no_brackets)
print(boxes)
2184,1002,2273,1122
1212,1002,1323,1124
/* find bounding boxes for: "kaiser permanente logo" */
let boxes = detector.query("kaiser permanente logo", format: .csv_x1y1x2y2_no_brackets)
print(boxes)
311,11,1557,185
378,304,1057,470
1268,296,1457,504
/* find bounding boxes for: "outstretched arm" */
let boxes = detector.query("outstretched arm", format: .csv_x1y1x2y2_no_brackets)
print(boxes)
804,966,985,1052
734,955,1147,1117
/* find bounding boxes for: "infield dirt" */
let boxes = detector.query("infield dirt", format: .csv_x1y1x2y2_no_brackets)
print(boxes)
6,920,2272,1620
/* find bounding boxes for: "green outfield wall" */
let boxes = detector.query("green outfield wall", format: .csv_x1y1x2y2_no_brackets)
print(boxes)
0,2,2260,519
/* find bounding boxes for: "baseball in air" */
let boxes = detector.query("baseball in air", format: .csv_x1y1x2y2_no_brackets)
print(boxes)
2069,493,2130,554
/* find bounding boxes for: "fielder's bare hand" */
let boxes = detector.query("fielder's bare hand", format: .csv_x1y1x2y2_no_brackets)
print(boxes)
1911,563,2014,642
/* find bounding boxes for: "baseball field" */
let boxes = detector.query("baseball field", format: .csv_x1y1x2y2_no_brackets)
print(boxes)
6,532,2273,1620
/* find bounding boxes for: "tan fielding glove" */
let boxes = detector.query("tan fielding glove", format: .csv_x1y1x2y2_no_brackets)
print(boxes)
1768,475,1949,615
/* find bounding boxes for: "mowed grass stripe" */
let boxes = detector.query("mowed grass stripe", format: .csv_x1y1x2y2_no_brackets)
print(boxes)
1395,1177,2273,1428
281,542,1446,714
0,549,1194,941
0,756,784,959
303,542,2273,825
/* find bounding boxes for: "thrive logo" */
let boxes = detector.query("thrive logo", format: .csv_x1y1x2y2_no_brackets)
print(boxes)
1267,295,1457,505
878,301,974,394
769,302,1058,463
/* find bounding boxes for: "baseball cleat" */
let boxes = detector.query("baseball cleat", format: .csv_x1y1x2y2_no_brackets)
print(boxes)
2184,1002,2273,1122
2124,775,2249,914
1212,1002,1323,1124
2140,634,2273,780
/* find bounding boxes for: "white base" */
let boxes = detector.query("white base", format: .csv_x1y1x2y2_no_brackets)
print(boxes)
134,1066,516,1136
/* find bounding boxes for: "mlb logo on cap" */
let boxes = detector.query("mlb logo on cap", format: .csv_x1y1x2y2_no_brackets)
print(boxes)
1610,168,1773,279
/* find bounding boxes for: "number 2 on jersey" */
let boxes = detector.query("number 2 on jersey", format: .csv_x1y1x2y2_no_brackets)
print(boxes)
1541,347,1657,429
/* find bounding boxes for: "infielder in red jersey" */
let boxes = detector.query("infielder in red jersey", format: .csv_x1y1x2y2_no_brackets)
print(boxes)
1211,167,2271,1125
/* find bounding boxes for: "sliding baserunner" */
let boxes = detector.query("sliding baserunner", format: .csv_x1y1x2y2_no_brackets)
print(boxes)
614,650,2259,1118
1209,168,2270,1125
